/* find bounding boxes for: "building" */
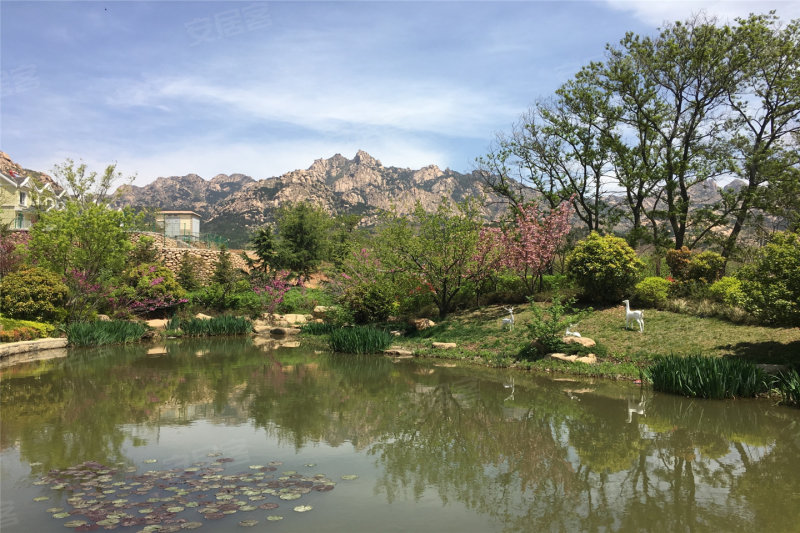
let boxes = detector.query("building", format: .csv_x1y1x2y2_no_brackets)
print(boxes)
155,210,202,242
0,170,65,229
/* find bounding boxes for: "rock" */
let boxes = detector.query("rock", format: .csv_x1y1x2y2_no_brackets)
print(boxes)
548,352,597,364
0,338,68,358
390,330,403,337
195,313,213,320
432,342,457,349
283,314,308,325
270,327,301,336
562,336,596,348
253,324,272,334
411,318,436,330
147,346,168,355
384,347,414,356
548,353,578,363
312,306,331,318
253,337,276,349
756,363,790,375
96,314,112,321
277,341,301,348
146,319,168,330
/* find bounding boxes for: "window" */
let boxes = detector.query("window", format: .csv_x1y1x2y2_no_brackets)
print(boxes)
19,192,26,205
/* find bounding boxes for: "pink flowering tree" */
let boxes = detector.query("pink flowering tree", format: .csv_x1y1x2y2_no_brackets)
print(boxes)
499,200,572,295
252,269,292,317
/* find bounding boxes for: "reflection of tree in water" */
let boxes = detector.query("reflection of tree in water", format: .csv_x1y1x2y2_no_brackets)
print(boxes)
3,341,799,532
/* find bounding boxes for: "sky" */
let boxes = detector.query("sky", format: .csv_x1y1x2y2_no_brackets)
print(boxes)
2,1,798,187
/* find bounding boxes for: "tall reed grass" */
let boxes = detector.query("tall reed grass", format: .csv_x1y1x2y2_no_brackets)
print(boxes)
646,354,769,399
328,326,392,354
302,322,336,335
66,320,147,346
173,315,252,337
774,370,800,407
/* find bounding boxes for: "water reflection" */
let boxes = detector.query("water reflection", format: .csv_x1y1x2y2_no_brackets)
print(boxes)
1,338,799,532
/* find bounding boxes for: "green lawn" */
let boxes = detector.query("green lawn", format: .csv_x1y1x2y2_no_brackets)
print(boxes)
382,303,800,379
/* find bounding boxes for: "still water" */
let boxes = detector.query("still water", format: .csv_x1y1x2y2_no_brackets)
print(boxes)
1,337,799,532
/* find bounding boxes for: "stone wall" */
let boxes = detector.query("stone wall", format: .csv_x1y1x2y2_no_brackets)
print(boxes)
160,248,250,283
130,232,251,283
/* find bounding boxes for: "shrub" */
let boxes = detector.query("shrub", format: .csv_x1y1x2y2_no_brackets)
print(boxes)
646,355,769,399
340,282,398,325
526,293,592,355
278,287,334,314
709,277,746,307
0,267,68,322
129,235,160,266
0,317,56,341
211,245,240,288
687,250,725,282
665,246,693,281
173,315,252,336
65,320,147,346
114,263,187,316
566,232,643,303
736,231,800,326
633,277,671,308
328,326,393,353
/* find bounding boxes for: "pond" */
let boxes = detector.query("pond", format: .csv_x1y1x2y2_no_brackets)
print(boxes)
1,337,799,532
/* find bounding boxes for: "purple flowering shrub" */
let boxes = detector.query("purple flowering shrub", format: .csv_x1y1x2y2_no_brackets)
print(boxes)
252,270,292,317
112,263,187,317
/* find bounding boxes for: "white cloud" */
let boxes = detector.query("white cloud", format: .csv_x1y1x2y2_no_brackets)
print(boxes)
604,0,800,26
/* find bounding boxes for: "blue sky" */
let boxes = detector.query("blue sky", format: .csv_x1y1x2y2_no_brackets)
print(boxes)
2,1,798,187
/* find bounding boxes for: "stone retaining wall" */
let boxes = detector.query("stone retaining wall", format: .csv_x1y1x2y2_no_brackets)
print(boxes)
0,338,68,358
160,248,251,283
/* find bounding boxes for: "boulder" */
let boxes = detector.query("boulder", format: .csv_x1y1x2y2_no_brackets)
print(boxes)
270,327,301,336
390,330,404,337
411,318,436,331
432,342,457,350
282,314,308,325
562,336,596,348
195,313,213,320
547,352,597,364
96,314,112,321
384,347,414,356
277,341,301,348
312,306,332,318
146,319,168,330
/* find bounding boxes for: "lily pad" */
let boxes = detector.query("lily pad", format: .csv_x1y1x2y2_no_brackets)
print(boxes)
34,496,50,502
181,523,203,530
53,512,71,519
47,507,65,513
279,493,301,501
166,506,184,513
266,515,283,521
238,520,258,527
64,520,88,527
341,475,359,480
143,459,158,464
294,505,313,512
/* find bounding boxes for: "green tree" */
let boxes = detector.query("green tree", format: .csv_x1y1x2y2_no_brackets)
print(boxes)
720,15,800,260
29,202,135,282
247,226,277,273
273,202,331,278
211,244,238,288
377,200,485,319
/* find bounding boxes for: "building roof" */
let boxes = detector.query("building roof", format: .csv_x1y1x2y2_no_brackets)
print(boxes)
157,210,202,218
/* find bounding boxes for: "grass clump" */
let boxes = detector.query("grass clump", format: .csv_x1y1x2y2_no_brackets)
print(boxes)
171,315,252,337
0,317,56,342
646,354,769,399
329,326,392,354
774,370,800,408
66,320,147,346
302,322,337,335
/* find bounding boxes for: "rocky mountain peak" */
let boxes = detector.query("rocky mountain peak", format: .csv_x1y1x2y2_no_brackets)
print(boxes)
353,150,380,168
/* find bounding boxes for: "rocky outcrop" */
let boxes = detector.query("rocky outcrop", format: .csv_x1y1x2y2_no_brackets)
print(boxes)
112,151,512,246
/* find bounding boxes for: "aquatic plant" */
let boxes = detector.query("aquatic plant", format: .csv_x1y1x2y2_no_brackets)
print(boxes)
66,320,147,346
31,456,344,530
646,354,770,399
173,315,253,337
328,326,392,354
774,370,800,408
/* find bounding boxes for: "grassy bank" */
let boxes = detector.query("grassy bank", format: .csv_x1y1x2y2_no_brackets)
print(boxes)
310,303,800,380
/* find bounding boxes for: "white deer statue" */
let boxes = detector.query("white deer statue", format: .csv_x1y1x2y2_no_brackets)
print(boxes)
622,300,644,333
565,324,581,337
501,307,515,330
